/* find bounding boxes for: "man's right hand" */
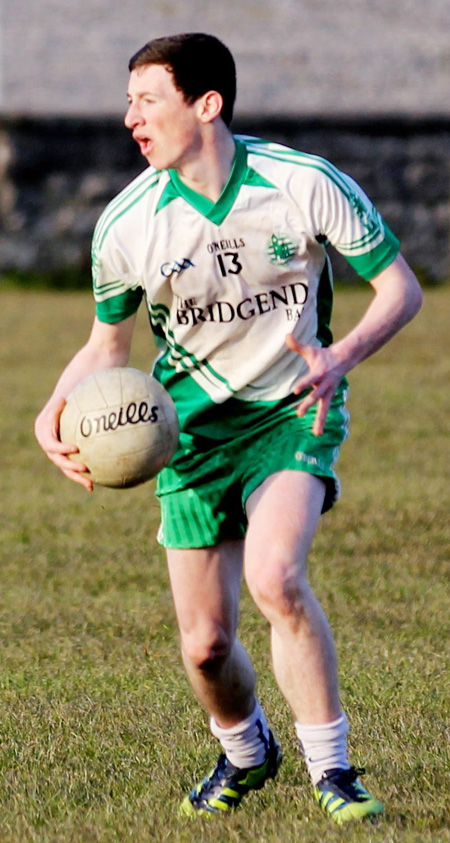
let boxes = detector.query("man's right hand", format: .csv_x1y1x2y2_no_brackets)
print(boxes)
34,396,94,491
33,312,138,492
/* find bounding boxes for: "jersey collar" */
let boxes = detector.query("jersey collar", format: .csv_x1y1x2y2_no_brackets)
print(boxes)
168,138,248,225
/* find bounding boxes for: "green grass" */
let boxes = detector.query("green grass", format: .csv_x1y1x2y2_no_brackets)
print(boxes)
0,285,449,842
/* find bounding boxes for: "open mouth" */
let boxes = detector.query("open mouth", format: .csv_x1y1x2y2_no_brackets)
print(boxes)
134,135,153,156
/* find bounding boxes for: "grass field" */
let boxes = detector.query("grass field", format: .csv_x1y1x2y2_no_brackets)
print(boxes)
1,284,449,843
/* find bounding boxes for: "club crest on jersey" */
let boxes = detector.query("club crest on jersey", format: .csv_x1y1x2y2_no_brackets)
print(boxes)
348,192,379,234
266,233,298,266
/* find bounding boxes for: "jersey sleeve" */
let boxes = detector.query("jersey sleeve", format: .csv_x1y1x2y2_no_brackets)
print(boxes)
306,161,400,281
91,215,144,324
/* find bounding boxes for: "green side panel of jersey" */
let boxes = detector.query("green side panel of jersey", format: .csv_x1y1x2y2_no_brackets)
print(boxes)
153,332,348,442
149,303,236,399
153,353,219,431
316,259,334,347
344,222,400,280
152,330,303,439
95,287,144,323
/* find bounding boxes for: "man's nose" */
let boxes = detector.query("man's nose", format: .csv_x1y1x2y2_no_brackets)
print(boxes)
124,102,142,129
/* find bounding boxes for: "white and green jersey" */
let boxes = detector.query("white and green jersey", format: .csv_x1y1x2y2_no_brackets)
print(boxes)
92,136,399,435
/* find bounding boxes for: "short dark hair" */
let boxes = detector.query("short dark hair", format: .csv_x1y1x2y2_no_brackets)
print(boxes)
128,33,236,126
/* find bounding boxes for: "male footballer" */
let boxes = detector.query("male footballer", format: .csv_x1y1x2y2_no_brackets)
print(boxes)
35,33,422,824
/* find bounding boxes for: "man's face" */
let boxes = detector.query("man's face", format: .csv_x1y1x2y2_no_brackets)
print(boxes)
124,63,202,171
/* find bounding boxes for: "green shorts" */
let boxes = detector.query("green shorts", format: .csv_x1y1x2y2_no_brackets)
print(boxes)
156,387,349,549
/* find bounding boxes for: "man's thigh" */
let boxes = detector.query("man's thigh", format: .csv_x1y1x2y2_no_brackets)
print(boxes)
244,470,326,576
166,540,244,640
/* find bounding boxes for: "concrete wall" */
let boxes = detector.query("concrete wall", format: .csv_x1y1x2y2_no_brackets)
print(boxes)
1,1,449,281
1,115,448,282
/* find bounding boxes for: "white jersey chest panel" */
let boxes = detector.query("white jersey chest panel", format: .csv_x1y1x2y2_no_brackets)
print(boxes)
134,187,326,401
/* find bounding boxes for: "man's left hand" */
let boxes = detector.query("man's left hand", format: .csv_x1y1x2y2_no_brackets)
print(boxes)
286,334,346,436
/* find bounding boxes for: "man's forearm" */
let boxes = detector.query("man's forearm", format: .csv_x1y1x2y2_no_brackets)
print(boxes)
332,254,423,375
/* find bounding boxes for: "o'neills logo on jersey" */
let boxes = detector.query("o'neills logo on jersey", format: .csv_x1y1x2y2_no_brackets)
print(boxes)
206,238,245,253
176,282,308,326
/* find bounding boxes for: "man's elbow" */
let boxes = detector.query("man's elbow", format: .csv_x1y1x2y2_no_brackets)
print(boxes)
406,273,423,322
394,257,423,324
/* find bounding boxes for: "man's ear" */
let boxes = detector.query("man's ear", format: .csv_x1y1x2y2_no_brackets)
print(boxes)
196,90,224,123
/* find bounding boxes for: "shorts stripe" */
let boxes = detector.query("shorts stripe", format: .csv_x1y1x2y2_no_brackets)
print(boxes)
161,491,212,547
157,391,349,549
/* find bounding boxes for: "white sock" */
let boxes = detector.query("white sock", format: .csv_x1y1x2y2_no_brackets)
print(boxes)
295,713,350,785
210,699,271,769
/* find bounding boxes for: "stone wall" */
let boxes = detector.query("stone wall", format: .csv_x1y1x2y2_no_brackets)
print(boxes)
0,115,448,283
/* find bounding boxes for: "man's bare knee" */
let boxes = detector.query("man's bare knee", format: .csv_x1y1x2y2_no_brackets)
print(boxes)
181,625,233,672
246,556,311,627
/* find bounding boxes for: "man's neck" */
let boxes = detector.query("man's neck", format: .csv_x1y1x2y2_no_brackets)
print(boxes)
175,124,236,203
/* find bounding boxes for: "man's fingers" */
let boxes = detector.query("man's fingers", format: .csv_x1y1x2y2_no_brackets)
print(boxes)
312,398,330,437
296,386,333,435
35,396,93,490
48,440,80,456
294,376,330,411
55,453,93,490
286,333,300,352
296,396,330,436
48,396,67,436
62,467,94,492
53,454,93,491
293,376,315,396
287,334,338,432
295,392,317,417
53,453,88,472
286,333,309,356
287,335,317,393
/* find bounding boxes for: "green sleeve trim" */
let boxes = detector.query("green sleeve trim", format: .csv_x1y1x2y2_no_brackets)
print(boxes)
95,288,144,323
344,223,400,281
